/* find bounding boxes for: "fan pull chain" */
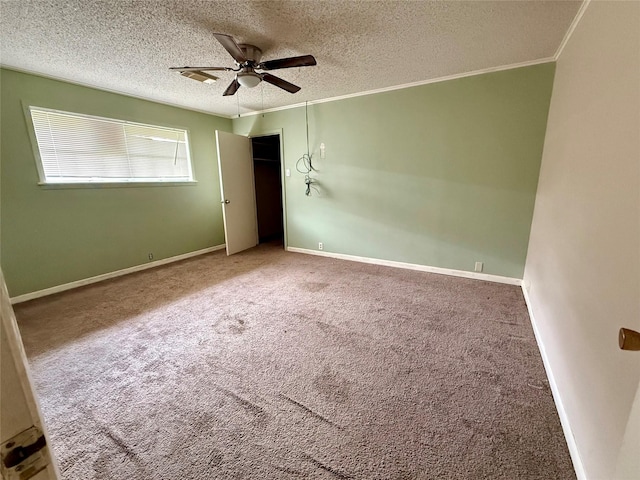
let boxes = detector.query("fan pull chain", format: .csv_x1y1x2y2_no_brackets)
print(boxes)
236,89,240,118
305,101,310,158
261,81,265,117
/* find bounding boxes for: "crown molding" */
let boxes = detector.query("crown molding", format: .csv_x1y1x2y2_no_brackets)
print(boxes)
554,0,592,60
237,57,556,118
3,50,562,121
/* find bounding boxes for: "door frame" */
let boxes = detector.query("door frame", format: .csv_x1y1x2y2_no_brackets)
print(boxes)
248,129,288,250
1,269,60,479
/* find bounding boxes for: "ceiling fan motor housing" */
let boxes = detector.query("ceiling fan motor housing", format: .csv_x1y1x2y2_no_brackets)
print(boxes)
238,44,262,65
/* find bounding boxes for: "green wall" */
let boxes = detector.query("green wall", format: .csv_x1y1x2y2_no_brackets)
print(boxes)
1,64,554,297
1,69,231,297
233,63,555,278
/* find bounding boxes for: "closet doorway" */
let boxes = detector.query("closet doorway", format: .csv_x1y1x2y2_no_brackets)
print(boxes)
251,134,284,246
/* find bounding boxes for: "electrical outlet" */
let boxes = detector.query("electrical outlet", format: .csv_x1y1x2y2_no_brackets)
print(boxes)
148,253,154,261
285,168,291,177
475,261,483,272
320,143,326,159
318,242,323,251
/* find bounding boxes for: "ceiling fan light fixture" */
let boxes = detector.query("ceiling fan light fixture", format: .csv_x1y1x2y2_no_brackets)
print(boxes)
237,71,261,88
180,71,218,84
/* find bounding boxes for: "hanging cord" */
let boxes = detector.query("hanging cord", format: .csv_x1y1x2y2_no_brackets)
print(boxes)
236,88,240,118
296,101,317,196
305,99,310,158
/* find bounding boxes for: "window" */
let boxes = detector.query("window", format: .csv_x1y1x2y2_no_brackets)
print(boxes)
28,106,194,184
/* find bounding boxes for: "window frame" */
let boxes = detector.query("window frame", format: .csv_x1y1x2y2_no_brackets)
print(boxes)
23,104,198,188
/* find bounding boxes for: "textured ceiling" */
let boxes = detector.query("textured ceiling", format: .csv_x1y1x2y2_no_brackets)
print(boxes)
0,0,582,117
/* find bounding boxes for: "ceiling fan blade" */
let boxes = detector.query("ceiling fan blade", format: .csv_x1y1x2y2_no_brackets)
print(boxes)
223,78,240,96
213,33,247,64
258,55,316,71
261,73,301,94
170,66,232,72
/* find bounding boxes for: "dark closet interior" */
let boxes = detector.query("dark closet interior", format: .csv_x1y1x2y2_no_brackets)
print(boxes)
252,135,284,244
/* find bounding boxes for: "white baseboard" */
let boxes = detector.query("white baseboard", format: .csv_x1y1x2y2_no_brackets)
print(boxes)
286,247,522,286
10,244,226,304
521,284,587,480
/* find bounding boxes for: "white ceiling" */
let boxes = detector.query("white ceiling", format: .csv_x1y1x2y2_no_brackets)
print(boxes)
0,1,582,118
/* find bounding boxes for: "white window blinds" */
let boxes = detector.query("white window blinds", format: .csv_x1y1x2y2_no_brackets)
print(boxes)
29,107,193,183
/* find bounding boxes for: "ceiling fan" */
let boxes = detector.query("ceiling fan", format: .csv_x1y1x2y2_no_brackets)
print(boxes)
170,33,316,96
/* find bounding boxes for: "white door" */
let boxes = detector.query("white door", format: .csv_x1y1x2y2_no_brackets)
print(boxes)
1,270,59,479
215,131,258,256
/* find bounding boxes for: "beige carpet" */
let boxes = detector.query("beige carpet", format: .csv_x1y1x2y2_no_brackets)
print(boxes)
15,243,575,479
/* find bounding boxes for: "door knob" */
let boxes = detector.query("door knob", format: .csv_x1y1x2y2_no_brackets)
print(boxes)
619,328,640,351
221,199,230,204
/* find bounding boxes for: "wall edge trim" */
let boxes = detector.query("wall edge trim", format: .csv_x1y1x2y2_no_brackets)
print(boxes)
554,0,592,60
9,244,226,304
521,284,587,480
286,247,522,285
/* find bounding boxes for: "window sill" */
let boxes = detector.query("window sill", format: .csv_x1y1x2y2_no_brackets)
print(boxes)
38,181,198,190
